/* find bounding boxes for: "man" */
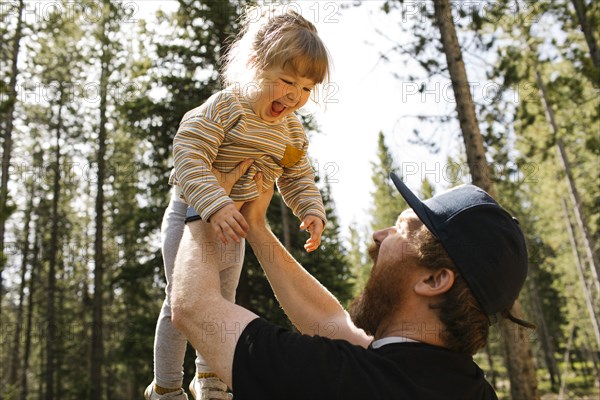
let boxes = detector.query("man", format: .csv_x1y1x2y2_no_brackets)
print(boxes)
171,164,532,400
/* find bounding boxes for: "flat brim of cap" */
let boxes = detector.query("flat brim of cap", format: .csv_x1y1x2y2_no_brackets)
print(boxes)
389,173,438,237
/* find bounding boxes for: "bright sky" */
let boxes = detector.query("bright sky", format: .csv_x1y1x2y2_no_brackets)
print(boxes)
139,1,453,239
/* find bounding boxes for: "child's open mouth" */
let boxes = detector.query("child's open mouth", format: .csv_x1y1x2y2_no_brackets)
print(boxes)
271,101,286,117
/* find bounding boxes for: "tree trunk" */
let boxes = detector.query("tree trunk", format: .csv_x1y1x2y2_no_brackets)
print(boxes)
484,345,497,390
558,325,575,400
581,331,600,387
562,198,600,348
91,6,109,398
433,1,539,398
90,16,110,400
0,0,24,316
9,179,35,387
528,265,561,391
530,50,600,293
432,0,490,192
21,229,40,400
56,265,65,395
38,339,45,400
45,90,65,400
570,0,600,68
279,194,292,250
497,301,539,400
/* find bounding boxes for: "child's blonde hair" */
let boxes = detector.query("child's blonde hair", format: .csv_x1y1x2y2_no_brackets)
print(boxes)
222,5,331,90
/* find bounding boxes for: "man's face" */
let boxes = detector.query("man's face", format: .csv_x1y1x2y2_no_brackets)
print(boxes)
349,210,423,337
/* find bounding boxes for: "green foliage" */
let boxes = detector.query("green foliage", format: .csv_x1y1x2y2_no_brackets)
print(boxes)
419,177,435,198
369,132,407,231
347,222,370,296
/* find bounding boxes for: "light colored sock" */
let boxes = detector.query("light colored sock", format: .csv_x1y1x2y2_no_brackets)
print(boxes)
155,384,182,395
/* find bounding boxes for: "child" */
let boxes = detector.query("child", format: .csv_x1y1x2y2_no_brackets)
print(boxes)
145,5,331,400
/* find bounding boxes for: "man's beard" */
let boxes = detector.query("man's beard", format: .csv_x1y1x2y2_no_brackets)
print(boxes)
349,242,406,337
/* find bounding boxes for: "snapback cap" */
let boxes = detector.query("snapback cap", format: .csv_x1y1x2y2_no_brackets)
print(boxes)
390,173,528,322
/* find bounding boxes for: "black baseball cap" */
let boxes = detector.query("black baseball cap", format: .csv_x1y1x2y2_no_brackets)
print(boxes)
390,173,528,322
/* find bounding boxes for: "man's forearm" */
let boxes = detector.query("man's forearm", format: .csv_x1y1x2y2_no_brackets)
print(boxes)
171,220,258,387
246,226,370,346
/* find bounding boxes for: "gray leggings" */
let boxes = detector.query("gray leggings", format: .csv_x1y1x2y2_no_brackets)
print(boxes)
153,188,244,388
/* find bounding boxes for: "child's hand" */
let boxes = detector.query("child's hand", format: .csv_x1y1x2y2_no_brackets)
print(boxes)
300,215,324,252
209,204,249,245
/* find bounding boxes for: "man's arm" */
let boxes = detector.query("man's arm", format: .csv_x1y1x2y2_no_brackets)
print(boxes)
170,219,257,389
241,187,372,348
170,160,259,388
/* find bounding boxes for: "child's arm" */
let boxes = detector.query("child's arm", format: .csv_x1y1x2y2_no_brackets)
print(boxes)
172,93,246,243
277,151,326,252
173,115,231,220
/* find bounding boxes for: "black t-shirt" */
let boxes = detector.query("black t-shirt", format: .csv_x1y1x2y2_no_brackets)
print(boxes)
233,318,498,400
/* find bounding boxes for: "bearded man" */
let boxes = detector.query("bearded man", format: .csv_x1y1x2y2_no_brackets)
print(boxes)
170,163,532,400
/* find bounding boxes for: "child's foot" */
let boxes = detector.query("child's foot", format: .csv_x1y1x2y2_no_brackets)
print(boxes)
144,382,189,400
189,373,232,400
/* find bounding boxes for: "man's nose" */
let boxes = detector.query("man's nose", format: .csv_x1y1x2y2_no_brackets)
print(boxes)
372,227,393,245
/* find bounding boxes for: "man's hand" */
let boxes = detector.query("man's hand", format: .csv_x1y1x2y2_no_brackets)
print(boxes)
300,216,324,252
208,159,256,244
212,158,254,196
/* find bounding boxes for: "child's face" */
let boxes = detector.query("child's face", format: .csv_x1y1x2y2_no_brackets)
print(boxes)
249,67,315,123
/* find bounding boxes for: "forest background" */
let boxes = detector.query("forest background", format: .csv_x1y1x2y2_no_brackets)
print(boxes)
0,1,598,399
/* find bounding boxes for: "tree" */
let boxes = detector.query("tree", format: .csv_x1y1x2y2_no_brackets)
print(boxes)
419,177,435,198
369,131,407,231
570,0,600,69
477,0,599,392
0,0,24,316
25,5,85,397
432,1,539,398
90,1,118,397
347,222,370,295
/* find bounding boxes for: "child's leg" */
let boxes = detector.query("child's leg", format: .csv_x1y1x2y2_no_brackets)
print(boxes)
194,237,245,374
153,189,189,389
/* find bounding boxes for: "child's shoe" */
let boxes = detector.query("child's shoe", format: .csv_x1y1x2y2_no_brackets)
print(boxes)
189,373,232,400
144,382,189,400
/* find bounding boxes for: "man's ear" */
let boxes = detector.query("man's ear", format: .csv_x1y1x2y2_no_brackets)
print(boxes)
414,268,455,297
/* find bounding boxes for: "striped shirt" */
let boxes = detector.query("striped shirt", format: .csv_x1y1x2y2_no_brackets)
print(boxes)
169,90,326,223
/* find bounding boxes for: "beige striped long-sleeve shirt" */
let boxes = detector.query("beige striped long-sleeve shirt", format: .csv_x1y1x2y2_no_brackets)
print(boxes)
169,90,326,223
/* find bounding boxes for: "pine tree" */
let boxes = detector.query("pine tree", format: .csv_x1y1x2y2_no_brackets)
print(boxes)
0,0,24,316
347,222,369,296
369,132,407,231
432,2,539,397
419,177,435,198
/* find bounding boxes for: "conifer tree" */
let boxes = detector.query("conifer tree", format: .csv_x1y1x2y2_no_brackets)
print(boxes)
369,132,407,231
0,0,24,316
